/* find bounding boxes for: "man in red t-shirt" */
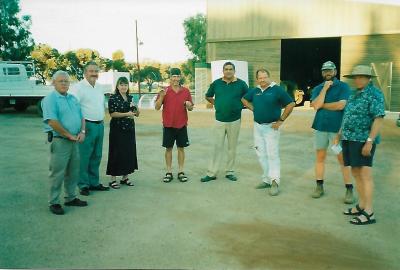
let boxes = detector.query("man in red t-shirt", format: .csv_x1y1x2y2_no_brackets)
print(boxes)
155,68,194,183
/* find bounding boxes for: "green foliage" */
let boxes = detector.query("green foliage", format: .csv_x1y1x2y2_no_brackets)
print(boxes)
112,59,129,72
31,44,104,82
183,13,207,62
0,0,35,60
131,66,162,92
183,13,207,85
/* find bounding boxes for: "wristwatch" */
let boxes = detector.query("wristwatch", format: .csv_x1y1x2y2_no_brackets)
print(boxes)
367,137,373,142
81,130,86,134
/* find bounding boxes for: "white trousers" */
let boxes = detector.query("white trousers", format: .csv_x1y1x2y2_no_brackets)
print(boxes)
254,122,281,184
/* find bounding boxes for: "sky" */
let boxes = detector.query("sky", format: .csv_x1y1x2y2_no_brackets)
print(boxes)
19,0,206,63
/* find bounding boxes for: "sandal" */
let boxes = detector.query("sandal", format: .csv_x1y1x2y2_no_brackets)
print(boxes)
178,172,188,182
163,173,173,183
109,180,120,189
350,210,376,225
120,178,134,186
343,204,363,216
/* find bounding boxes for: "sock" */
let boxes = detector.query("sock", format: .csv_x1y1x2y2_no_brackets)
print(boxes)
316,179,324,186
345,184,353,189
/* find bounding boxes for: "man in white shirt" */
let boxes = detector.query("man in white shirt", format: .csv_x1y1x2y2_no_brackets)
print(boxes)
70,61,109,196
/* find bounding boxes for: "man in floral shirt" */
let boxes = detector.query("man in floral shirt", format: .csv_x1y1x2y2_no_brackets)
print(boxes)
337,65,385,225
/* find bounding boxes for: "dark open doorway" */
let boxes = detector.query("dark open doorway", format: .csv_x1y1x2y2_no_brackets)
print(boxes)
280,37,341,105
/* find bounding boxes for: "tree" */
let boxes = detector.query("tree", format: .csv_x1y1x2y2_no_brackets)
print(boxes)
30,44,60,84
183,13,207,62
31,45,107,83
0,0,35,60
69,48,102,80
183,13,207,86
111,50,128,72
141,66,162,92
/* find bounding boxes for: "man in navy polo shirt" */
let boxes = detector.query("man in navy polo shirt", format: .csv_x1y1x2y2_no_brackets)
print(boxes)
310,61,353,203
242,68,295,196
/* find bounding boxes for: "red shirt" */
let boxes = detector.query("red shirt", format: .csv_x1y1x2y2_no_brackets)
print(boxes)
157,86,192,128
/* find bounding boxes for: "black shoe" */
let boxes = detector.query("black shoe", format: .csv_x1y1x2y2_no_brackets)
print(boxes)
225,174,237,181
80,187,90,196
89,184,110,191
201,175,217,182
65,198,88,207
49,204,65,215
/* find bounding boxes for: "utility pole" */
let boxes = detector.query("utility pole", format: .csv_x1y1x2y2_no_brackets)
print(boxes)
135,20,141,98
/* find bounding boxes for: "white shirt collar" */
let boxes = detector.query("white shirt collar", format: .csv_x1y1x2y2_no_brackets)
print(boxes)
83,77,97,88
257,82,277,91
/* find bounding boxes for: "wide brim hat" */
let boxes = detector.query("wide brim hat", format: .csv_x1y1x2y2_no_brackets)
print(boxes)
343,65,377,78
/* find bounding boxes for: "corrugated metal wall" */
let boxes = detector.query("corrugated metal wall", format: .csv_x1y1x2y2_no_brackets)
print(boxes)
341,34,400,111
206,0,400,111
207,0,400,42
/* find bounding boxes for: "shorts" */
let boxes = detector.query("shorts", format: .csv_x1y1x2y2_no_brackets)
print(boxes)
314,130,337,150
162,126,190,148
342,140,376,167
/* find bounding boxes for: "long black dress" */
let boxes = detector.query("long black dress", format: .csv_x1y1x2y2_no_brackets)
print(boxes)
106,93,138,176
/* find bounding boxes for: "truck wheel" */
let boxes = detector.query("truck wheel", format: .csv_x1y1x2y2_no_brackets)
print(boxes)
37,99,43,117
14,102,29,112
0,99,4,113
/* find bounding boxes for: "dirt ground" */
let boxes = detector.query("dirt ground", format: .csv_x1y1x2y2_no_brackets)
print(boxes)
0,106,399,270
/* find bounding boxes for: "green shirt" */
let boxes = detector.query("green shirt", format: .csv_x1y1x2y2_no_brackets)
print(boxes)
205,78,249,122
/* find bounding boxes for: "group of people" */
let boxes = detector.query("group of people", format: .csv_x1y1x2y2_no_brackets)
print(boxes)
42,62,138,215
42,60,385,226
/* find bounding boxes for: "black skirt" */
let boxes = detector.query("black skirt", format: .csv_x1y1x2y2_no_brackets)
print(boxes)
106,123,138,176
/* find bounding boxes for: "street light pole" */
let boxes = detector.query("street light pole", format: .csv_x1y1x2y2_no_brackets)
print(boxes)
135,19,141,98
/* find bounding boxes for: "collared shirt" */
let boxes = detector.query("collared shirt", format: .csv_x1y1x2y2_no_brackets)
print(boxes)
157,86,192,129
108,93,136,131
341,83,385,143
205,77,248,122
69,78,105,121
42,90,83,136
243,82,293,124
311,78,351,133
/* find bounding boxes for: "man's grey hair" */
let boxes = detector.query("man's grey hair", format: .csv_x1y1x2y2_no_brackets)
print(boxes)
83,61,99,72
52,70,70,82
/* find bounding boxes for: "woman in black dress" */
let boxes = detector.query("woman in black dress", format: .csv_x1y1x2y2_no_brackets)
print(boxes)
106,76,139,189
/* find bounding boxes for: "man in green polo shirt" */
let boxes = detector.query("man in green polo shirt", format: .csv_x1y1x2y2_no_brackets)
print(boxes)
242,68,295,196
201,62,249,182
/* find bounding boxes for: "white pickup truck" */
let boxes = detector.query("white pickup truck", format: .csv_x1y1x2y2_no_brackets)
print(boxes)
0,61,52,115
0,62,131,116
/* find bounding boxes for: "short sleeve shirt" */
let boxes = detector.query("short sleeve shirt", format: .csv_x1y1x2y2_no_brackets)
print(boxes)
311,79,351,133
205,78,248,122
243,83,293,124
69,78,105,121
157,86,192,129
108,93,136,131
42,90,83,137
341,83,385,143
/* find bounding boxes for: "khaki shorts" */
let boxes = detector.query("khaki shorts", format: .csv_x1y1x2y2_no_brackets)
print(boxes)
314,130,337,150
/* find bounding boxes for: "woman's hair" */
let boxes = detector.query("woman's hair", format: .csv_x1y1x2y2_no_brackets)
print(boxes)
115,76,130,95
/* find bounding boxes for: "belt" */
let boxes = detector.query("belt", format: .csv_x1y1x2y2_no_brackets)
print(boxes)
54,136,68,140
85,119,103,124
256,121,273,125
